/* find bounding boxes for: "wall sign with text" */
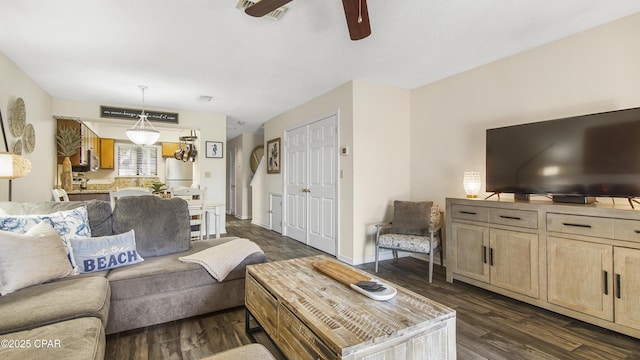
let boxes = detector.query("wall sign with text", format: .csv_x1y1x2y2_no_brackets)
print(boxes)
100,106,179,123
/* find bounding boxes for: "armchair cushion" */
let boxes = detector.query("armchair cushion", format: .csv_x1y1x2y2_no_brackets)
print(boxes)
390,201,433,236
378,233,440,253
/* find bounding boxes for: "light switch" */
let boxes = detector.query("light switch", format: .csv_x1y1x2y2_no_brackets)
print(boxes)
205,171,211,178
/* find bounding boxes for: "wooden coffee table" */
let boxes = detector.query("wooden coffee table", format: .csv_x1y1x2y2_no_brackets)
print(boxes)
245,255,456,360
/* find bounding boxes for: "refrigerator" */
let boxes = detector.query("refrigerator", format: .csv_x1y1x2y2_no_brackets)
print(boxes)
165,158,194,189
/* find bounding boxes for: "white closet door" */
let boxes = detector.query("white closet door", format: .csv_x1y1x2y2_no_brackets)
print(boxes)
284,126,307,242
307,115,337,255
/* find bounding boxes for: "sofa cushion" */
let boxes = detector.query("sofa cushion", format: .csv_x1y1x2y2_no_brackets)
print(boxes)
107,237,267,300
0,221,74,295
71,230,144,273
0,200,113,237
0,317,105,360
0,276,110,335
112,196,190,257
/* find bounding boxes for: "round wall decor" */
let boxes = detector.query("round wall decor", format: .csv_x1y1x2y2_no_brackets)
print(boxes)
10,98,26,137
23,123,35,153
250,145,264,174
13,139,22,155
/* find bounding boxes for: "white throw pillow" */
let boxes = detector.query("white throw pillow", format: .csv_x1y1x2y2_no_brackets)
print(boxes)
0,206,91,272
0,221,75,295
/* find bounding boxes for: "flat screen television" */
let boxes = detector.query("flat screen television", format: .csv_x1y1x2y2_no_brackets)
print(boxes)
486,106,640,199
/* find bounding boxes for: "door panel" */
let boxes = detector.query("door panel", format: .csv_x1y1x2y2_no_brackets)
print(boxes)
284,114,338,255
451,222,490,283
547,236,613,321
307,116,337,255
284,126,307,242
490,229,539,298
614,247,640,329
270,194,283,234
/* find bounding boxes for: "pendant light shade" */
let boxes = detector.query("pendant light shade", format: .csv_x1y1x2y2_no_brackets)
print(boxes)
126,85,160,146
0,152,32,179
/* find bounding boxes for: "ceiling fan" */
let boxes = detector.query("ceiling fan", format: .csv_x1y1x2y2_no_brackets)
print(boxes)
245,0,371,41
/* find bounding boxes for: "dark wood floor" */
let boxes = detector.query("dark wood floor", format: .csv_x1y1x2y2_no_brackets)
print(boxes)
106,216,640,359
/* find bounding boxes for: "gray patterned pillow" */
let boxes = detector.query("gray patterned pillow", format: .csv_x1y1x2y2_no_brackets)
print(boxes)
390,201,433,236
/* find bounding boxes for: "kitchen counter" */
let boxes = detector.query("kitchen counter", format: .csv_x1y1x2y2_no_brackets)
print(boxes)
67,189,110,194
67,191,110,202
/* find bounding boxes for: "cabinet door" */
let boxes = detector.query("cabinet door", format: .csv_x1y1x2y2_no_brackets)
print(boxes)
489,229,539,298
100,138,115,169
614,247,640,329
451,222,490,283
162,142,180,157
547,237,613,321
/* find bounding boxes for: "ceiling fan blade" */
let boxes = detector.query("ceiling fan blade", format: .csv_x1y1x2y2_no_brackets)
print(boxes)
342,0,371,41
245,0,293,17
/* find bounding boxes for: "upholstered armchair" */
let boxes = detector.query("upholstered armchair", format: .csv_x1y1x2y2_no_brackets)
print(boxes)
373,200,443,283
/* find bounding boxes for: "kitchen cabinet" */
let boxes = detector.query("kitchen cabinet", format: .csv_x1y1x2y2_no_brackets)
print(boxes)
446,198,640,339
68,192,110,202
56,119,100,166
162,142,180,157
100,138,115,169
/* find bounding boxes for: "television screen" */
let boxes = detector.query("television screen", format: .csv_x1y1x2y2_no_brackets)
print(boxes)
486,107,640,198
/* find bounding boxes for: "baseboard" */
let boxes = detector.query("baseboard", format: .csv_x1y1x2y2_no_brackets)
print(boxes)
361,251,444,267
250,220,270,229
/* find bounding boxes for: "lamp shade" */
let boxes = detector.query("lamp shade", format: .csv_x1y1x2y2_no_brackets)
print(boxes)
126,86,160,146
0,152,32,179
463,171,481,198
126,127,160,146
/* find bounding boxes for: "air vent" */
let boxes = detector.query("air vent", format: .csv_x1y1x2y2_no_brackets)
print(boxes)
236,0,288,20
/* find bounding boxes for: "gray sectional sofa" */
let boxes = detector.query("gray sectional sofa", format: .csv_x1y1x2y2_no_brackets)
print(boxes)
0,196,267,360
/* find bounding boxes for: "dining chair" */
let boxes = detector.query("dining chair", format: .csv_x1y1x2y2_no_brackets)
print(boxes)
51,188,69,202
171,187,207,240
109,188,151,209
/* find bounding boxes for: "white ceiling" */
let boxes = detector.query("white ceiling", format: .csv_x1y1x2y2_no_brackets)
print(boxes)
1,1,639,139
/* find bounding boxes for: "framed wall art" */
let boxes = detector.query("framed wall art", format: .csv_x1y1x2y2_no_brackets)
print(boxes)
206,141,223,158
267,137,281,174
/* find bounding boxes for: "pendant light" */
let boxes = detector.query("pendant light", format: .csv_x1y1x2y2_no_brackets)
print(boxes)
126,85,160,146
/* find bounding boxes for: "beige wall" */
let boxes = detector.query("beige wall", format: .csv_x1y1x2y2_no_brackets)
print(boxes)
262,82,354,260
410,12,640,210
0,53,56,202
352,81,411,264
262,80,410,264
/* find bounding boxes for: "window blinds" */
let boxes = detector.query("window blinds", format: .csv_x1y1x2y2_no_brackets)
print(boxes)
117,144,158,176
